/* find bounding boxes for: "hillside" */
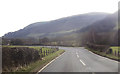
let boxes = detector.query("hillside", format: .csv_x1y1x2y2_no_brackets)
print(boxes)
78,11,118,33
3,12,109,39
76,11,119,46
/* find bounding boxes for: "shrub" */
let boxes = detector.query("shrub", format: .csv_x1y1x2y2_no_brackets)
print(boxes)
2,47,40,71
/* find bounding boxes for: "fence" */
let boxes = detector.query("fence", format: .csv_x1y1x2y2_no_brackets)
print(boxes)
39,47,59,58
112,50,120,57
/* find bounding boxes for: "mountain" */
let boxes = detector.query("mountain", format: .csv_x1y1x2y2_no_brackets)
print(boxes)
3,12,109,39
75,11,118,46
78,11,118,33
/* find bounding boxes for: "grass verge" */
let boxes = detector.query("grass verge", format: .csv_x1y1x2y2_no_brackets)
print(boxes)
86,47,120,62
16,49,65,72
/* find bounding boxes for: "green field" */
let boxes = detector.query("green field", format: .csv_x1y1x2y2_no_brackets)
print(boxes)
110,46,120,53
29,46,58,57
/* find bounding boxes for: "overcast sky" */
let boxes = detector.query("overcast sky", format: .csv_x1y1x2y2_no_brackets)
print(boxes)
0,0,119,37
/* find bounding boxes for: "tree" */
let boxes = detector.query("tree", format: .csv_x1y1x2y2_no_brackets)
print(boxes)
10,39,23,45
39,37,49,45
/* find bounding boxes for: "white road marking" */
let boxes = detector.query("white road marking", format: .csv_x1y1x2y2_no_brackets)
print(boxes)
88,50,118,63
76,51,86,66
37,52,65,73
77,55,79,58
79,59,86,66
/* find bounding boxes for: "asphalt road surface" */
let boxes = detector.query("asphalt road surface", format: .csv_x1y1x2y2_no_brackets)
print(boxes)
40,47,118,72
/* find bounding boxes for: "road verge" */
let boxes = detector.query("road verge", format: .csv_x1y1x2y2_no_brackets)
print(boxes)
86,47,120,62
16,49,65,73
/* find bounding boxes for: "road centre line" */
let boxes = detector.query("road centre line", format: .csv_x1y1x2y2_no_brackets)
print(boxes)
79,59,86,66
76,51,86,66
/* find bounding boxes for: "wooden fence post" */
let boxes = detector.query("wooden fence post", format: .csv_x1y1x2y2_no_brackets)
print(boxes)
40,48,42,53
118,51,119,57
48,50,49,54
46,50,47,56
115,50,116,56
44,51,45,57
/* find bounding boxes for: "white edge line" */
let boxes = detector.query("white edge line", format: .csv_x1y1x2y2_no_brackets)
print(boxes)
88,50,118,63
37,52,65,73
79,59,86,66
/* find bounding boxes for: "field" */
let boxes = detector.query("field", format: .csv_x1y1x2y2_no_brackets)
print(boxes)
3,46,59,57
110,46,120,54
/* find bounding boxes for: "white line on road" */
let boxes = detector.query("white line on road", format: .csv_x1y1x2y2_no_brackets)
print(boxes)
79,59,86,66
76,51,86,66
37,52,65,73
88,50,118,63
77,55,79,58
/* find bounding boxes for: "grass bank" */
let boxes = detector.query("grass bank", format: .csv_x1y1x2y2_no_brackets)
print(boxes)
86,47,120,62
2,45,65,73
16,49,65,72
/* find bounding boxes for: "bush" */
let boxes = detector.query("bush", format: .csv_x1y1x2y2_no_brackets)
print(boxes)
2,47,40,71
86,43,109,52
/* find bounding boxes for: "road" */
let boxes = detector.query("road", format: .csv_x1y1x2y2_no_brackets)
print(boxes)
40,47,118,72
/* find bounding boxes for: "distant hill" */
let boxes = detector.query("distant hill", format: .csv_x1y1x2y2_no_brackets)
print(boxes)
78,11,117,33
75,11,118,46
3,12,109,39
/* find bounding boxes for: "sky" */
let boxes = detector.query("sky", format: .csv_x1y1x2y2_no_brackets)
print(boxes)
0,0,119,37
